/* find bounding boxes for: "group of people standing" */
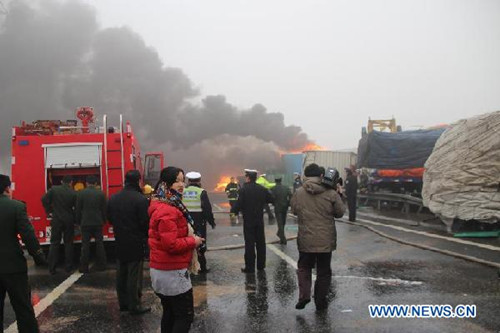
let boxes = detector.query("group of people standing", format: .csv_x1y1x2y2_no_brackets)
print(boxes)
229,165,349,312
0,163,355,332
41,175,107,275
109,168,216,331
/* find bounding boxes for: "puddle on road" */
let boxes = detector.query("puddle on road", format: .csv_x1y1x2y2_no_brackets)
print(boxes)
39,316,80,332
193,281,242,307
351,260,425,296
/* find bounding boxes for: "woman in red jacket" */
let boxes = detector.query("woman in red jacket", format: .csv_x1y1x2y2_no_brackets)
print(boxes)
149,166,204,333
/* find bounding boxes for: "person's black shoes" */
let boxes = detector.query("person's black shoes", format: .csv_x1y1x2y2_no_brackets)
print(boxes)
241,267,255,273
199,268,210,274
295,299,311,310
49,269,57,275
129,307,151,315
119,306,129,312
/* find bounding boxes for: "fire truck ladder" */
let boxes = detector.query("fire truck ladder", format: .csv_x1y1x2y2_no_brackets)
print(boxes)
103,115,126,197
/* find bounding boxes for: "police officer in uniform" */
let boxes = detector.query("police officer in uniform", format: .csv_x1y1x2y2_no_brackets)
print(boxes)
182,172,216,273
231,169,273,273
225,177,240,224
42,175,77,274
0,174,47,332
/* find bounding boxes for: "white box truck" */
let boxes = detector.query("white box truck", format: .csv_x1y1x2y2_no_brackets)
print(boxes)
303,150,357,179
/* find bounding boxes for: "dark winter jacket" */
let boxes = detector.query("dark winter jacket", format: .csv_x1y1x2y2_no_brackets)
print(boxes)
41,184,76,225
225,182,240,200
0,195,43,274
271,184,292,211
345,174,358,198
75,186,107,227
107,184,150,262
291,177,345,252
231,182,273,226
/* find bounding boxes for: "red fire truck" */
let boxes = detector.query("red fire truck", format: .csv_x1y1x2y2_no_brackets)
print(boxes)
10,107,164,245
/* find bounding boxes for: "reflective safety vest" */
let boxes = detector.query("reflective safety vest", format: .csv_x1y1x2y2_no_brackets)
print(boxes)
256,176,275,190
225,183,239,201
183,186,203,212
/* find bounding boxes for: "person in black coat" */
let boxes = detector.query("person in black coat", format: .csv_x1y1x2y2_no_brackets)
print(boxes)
231,169,273,273
0,174,47,332
76,175,107,273
41,175,77,274
344,168,358,222
107,170,151,315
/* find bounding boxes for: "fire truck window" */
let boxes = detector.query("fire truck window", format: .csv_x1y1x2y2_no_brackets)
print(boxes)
147,157,155,171
132,146,138,170
144,156,161,186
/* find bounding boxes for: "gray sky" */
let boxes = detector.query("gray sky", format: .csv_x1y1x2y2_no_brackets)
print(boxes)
83,0,500,150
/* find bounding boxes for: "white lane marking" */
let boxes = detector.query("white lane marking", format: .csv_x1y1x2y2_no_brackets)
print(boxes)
267,244,423,286
267,244,298,270
213,204,223,212
347,217,500,252
5,272,84,333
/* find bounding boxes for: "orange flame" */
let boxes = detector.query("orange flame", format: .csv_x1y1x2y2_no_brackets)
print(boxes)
214,175,231,192
281,142,327,155
301,143,326,151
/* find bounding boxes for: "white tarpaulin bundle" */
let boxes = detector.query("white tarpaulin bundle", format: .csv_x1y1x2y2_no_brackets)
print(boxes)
422,111,500,223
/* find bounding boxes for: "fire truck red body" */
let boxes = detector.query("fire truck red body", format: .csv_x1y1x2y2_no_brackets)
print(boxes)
10,107,163,245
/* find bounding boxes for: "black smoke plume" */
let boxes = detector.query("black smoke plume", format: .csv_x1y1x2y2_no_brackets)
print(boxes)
0,0,313,189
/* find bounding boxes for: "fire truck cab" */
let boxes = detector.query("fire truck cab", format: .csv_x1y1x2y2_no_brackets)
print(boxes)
11,107,163,245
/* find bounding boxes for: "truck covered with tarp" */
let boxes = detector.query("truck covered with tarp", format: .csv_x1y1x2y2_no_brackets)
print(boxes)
357,128,445,194
422,111,500,224
357,129,446,170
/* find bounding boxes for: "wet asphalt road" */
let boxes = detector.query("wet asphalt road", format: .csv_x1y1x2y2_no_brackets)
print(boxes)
3,193,500,332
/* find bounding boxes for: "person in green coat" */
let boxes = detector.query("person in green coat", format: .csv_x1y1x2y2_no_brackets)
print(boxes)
75,175,107,273
270,177,292,244
0,174,47,332
42,175,77,274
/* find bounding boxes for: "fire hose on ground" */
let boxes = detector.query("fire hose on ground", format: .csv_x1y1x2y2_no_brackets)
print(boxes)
209,211,500,270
